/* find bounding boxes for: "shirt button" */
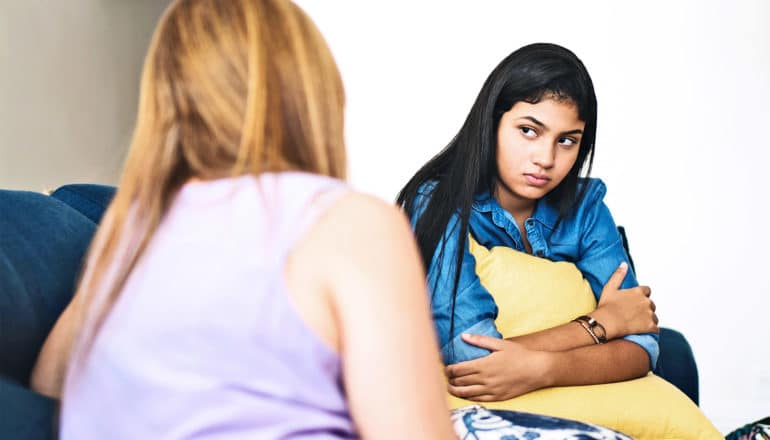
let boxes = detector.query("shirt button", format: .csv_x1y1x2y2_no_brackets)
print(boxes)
526,219,534,226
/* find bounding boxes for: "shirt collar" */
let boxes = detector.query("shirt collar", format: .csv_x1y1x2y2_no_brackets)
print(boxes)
473,191,560,229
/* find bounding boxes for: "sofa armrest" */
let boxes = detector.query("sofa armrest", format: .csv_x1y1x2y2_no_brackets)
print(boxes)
0,375,56,439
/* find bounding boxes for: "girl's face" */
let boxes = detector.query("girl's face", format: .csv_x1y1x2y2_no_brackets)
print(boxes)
494,98,585,214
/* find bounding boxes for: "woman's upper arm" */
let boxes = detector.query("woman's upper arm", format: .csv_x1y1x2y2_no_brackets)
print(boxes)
30,299,80,398
319,194,454,439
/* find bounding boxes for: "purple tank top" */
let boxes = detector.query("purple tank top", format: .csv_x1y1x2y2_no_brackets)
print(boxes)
61,172,357,439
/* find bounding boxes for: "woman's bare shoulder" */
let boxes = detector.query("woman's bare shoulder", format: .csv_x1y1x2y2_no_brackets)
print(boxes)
302,190,421,286
318,191,413,246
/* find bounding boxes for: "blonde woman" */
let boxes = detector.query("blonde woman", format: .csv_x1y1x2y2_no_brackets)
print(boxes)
30,0,454,438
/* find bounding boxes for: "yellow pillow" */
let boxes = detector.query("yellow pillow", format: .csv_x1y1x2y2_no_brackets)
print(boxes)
445,235,722,440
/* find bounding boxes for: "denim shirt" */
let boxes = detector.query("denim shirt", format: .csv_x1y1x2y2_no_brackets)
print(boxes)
412,178,659,368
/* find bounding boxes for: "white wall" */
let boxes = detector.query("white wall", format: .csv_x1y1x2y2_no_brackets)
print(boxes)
0,0,172,191
296,0,770,433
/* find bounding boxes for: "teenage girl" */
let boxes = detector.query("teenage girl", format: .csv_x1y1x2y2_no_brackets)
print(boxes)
398,43,659,402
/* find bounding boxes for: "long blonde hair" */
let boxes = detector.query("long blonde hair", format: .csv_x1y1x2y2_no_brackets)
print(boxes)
70,0,345,364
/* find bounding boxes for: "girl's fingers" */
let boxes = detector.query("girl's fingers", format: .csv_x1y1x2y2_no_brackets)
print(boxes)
448,373,484,387
606,262,628,290
461,333,504,351
445,358,484,378
447,383,490,400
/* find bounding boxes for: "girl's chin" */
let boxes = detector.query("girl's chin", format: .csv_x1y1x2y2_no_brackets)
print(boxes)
496,180,551,204
513,185,550,200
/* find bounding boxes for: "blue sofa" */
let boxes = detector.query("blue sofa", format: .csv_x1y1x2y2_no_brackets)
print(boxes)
0,184,699,438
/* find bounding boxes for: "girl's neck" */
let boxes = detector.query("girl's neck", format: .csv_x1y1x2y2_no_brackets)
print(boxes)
493,182,536,223
494,182,537,254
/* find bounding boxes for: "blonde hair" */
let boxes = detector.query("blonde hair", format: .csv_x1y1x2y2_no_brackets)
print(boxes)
70,0,345,364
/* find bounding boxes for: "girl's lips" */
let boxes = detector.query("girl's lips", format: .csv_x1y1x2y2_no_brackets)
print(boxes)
524,174,550,187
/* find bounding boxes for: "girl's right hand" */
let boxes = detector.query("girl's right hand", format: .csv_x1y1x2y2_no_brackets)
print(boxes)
591,262,659,339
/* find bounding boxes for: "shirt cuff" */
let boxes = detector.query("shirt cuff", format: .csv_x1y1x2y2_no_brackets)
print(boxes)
622,333,660,370
440,318,502,365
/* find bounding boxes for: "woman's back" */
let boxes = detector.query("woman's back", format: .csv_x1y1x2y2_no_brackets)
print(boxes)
36,1,454,437
61,172,356,439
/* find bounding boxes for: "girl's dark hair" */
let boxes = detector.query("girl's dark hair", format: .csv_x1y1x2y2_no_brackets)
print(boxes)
396,43,597,346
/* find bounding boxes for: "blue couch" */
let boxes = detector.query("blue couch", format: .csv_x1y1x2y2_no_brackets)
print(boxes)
0,184,699,438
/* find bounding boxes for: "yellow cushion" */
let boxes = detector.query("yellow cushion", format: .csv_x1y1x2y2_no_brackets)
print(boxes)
445,235,722,440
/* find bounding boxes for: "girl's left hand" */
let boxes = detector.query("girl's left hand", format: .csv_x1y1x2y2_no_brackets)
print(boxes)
445,333,552,401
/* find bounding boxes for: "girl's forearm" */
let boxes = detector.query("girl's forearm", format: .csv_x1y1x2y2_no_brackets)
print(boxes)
505,321,598,352
541,339,649,388
505,301,647,353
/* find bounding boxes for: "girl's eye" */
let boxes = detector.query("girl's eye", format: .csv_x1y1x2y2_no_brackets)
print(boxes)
520,126,537,138
559,137,578,147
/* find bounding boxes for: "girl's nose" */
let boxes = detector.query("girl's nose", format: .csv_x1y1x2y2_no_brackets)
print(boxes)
531,142,555,169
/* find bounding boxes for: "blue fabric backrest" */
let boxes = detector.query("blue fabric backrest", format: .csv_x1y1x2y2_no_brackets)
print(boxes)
0,190,97,385
50,184,116,224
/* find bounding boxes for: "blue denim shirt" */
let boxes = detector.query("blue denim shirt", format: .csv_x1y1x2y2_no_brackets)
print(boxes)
412,178,659,368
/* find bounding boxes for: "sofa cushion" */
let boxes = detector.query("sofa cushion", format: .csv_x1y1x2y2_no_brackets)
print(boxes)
0,190,97,385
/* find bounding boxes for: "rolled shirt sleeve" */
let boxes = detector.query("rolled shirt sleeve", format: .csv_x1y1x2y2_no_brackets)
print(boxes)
576,180,660,369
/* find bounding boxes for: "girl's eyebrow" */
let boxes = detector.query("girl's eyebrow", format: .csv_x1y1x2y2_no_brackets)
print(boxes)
517,116,583,135
518,116,547,128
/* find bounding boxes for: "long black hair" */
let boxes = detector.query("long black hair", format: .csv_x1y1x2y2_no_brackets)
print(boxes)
396,43,598,346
